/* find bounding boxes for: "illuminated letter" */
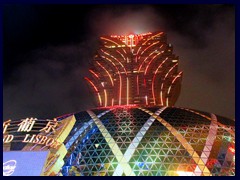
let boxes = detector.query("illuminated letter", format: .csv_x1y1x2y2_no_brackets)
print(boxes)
22,134,31,143
33,135,41,143
40,118,58,133
29,134,36,143
17,118,36,132
3,120,11,134
38,136,48,145
3,134,14,143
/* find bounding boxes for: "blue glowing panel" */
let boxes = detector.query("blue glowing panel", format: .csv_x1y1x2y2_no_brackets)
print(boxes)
3,151,49,176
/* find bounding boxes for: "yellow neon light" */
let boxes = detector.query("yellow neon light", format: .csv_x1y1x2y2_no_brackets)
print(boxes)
140,41,159,55
166,71,182,106
152,57,169,105
99,54,122,105
101,49,127,75
112,98,114,106
127,77,129,105
100,37,121,46
104,89,107,107
142,32,163,45
160,63,178,105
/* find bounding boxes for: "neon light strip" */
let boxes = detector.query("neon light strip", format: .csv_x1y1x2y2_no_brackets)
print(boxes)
193,113,218,176
136,76,139,95
96,61,114,86
139,107,212,176
112,98,114,106
145,96,148,105
104,89,107,107
138,50,157,72
144,51,162,75
140,41,159,55
85,77,102,106
151,57,169,105
160,63,178,105
115,107,167,176
127,77,129,105
142,32,163,45
87,110,135,176
122,48,127,55
135,46,141,62
101,49,127,75
89,69,99,79
101,37,127,56
116,50,127,62
100,37,121,46
166,71,182,106
99,55,122,105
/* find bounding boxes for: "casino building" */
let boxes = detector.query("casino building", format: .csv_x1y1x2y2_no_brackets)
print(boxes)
3,31,235,176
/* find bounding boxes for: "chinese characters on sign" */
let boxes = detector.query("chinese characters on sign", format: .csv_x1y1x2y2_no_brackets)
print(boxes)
3,118,60,149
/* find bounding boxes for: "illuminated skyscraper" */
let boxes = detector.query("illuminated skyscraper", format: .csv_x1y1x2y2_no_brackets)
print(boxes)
86,32,182,107
3,31,235,176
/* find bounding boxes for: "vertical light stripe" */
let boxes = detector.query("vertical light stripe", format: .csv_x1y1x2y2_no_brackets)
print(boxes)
139,107,212,176
87,110,135,176
127,77,129,105
114,107,167,176
65,109,112,150
193,113,218,175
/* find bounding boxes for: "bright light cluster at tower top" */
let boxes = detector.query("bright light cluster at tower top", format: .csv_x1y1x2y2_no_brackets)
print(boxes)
85,31,183,107
110,32,153,47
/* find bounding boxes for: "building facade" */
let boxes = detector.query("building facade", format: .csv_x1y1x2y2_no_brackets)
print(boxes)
3,31,235,176
86,32,182,107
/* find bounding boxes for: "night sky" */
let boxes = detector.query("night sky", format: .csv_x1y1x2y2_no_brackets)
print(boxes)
3,4,235,120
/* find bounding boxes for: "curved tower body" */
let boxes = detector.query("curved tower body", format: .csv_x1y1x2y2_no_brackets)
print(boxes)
86,31,182,107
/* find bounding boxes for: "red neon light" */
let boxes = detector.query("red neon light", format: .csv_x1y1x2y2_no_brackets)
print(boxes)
100,37,121,46
229,147,235,153
160,63,178,105
166,71,182,106
101,49,127,75
85,77,102,106
96,61,114,86
142,32,163,45
144,51,162,75
85,77,98,92
138,51,156,73
99,54,123,105
140,41,159,55
116,50,127,62
136,76,139,95
152,57,169,105
89,69,99,79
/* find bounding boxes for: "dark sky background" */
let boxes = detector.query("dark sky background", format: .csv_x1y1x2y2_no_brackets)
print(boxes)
3,4,235,120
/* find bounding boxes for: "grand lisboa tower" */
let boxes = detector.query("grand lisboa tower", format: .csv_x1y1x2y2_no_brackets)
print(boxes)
3,31,235,176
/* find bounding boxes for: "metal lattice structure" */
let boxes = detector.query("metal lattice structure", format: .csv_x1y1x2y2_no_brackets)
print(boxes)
85,31,182,107
62,106,235,176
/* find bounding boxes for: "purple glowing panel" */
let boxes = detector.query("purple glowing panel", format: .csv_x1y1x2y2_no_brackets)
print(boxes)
3,151,49,176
